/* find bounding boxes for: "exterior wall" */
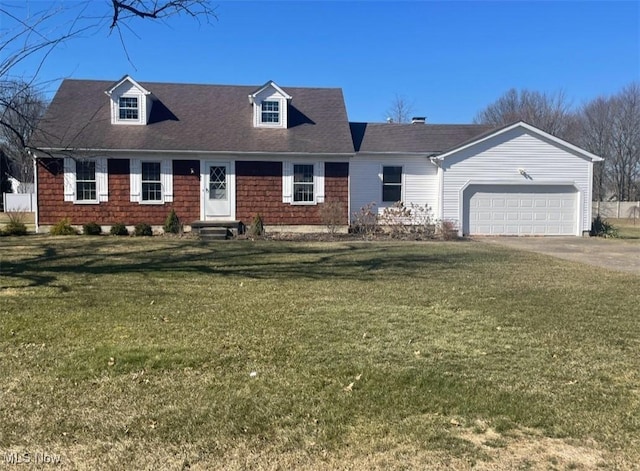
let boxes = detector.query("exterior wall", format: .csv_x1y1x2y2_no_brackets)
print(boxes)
441,127,593,233
350,154,439,222
36,158,199,226
235,161,349,225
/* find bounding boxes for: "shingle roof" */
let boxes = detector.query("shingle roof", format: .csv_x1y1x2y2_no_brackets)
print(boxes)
350,122,495,153
31,79,355,154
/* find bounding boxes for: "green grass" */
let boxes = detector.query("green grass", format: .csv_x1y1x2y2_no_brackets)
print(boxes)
608,218,640,240
1,237,638,469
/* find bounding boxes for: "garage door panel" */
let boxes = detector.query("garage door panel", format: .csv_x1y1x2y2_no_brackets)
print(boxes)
465,184,577,236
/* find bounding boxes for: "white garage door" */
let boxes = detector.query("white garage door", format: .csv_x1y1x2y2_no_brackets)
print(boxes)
464,184,578,236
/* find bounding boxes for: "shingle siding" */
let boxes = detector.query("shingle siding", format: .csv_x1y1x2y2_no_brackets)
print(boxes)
235,161,349,225
36,158,200,226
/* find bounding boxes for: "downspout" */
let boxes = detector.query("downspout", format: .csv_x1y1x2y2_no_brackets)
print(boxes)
28,149,39,234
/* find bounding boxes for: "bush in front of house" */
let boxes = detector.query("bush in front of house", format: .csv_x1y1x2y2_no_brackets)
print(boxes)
82,222,102,236
248,213,264,237
163,209,180,234
110,223,129,236
1,211,28,236
134,223,153,237
50,218,78,236
591,215,618,238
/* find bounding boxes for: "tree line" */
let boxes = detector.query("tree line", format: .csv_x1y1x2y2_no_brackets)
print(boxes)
474,84,640,202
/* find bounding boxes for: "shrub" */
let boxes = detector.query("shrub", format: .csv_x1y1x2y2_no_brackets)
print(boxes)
591,215,618,238
2,211,28,236
378,202,436,239
319,201,344,235
50,218,78,236
82,222,102,236
248,214,264,238
350,202,378,235
134,223,153,237
163,209,181,234
110,223,129,236
2,220,28,236
437,219,459,240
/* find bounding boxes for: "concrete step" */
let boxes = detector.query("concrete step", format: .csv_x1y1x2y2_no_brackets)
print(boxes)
199,227,229,240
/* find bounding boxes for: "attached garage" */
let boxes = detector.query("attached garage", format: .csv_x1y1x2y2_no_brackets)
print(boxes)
433,122,604,237
463,184,578,236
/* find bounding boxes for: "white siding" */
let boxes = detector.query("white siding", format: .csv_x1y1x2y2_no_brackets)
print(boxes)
441,128,593,234
350,154,439,222
110,81,147,125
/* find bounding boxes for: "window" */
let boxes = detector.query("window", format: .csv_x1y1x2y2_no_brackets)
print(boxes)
209,165,227,200
119,97,139,120
63,157,107,203
76,160,96,201
130,159,173,204
261,100,280,124
382,166,402,202
293,164,314,202
141,162,162,202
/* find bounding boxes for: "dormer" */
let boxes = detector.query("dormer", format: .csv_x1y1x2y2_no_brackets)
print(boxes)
105,75,153,125
248,81,292,129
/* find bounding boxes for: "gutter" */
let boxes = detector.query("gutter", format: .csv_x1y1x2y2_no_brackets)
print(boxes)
27,148,39,234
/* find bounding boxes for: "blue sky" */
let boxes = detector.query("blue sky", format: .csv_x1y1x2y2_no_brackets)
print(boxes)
3,1,639,123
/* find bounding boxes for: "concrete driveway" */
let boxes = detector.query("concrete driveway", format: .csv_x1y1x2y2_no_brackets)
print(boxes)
478,237,640,274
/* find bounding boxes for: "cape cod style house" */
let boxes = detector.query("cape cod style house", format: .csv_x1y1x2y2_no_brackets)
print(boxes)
30,76,602,236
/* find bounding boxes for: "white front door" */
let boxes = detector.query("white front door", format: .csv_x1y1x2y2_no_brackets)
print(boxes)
202,161,235,220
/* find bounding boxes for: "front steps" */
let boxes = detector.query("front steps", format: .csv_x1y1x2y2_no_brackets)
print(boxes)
191,221,243,241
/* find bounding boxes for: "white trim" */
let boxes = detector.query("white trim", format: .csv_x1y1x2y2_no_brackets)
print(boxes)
63,157,75,202
130,158,173,204
380,164,404,203
38,148,354,159
248,80,292,102
64,157,108,204
283,161,325,205
434,122,604,163
105,75,152,97
200,160,235,221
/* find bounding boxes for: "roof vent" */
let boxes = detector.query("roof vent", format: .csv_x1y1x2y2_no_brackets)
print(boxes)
411,117,426,124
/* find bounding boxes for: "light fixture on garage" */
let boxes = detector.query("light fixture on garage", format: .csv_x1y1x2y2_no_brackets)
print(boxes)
518,168,533,180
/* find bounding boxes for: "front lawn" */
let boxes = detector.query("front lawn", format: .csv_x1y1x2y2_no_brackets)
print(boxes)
1,237,638,469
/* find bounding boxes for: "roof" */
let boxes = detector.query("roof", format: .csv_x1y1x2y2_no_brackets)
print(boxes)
433,121,604,162
350,122,495,153
31,79,354,154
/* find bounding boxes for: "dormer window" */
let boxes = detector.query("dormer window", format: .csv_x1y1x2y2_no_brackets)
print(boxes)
249,81,292,129
119,97,139,120
106,75,153,125
261,100,280,124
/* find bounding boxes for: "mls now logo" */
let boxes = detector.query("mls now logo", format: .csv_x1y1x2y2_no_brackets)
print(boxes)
4,451,61,465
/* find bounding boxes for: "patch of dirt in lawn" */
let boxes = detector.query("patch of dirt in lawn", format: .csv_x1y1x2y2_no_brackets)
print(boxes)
456,424,609,470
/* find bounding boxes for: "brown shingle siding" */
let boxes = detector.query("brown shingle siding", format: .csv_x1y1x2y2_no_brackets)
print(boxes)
36,158,200,226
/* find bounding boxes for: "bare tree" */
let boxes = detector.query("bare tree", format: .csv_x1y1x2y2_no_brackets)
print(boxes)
578,83,640,201
0,81,48,184
474,88,573,138
0,0,217,182
385,94,415,123
578,96,614,201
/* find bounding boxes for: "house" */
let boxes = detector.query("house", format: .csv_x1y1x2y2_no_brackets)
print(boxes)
30,76,602,236
29,76,353,233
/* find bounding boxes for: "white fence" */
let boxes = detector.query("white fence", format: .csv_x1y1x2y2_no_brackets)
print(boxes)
593,201,640,219
2,193,36,212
